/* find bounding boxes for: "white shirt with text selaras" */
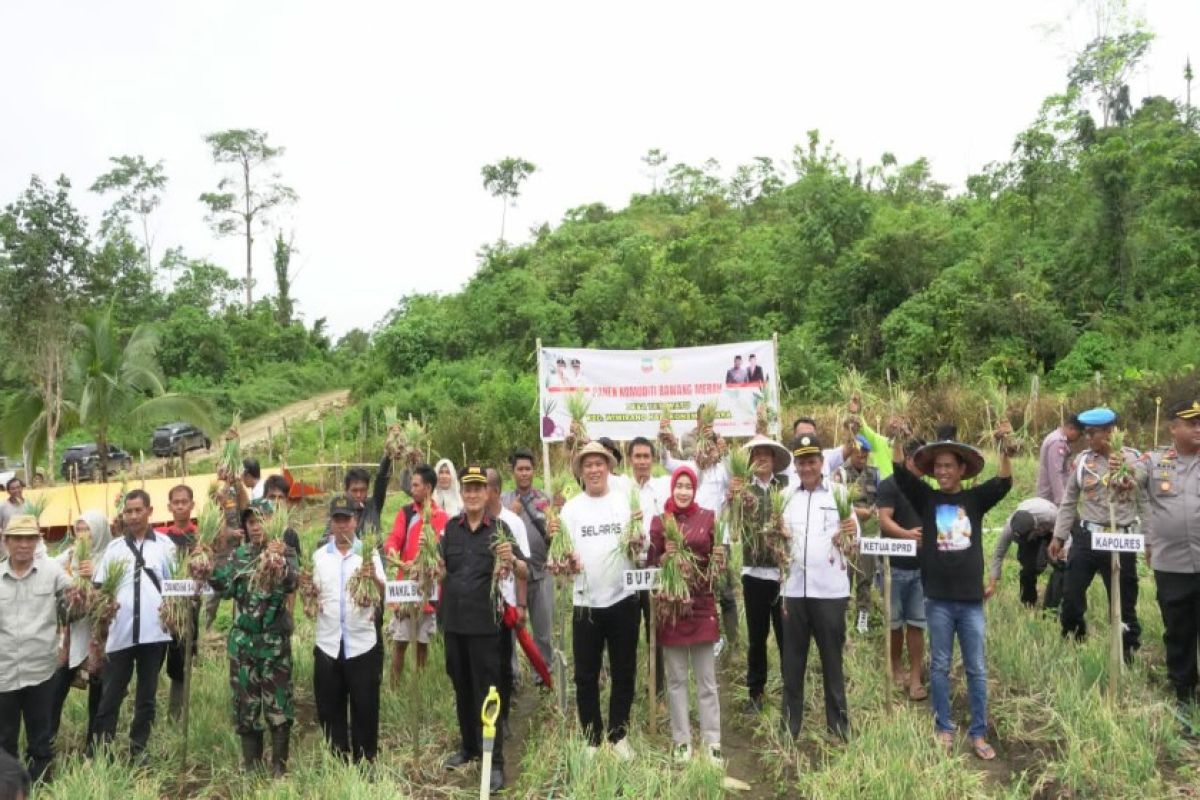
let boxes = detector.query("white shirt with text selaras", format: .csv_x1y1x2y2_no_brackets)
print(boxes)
562,489,634,609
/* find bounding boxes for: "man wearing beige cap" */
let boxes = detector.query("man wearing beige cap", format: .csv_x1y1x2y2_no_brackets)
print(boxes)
0,515,71,784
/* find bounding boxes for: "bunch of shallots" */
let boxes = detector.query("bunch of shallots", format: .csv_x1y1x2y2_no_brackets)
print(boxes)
250,506,290,593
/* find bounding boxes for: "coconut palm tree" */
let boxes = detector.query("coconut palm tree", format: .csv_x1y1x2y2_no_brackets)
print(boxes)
2,303,214,482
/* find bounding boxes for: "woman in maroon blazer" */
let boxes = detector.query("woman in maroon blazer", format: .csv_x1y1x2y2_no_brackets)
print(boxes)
648,465,726,765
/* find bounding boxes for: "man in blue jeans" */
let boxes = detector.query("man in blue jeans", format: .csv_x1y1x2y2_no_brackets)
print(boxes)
889,420,1012,761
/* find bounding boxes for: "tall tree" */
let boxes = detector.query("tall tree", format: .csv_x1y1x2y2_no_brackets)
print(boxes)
272,231,296,325
641,148,668,193
480,157,536,242
199,129,297,308
90,155,167,275
0,175,92,480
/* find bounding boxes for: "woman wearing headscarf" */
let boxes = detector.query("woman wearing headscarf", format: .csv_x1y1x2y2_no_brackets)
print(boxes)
50,510,112,747
647,465,726,765
433,458,463,517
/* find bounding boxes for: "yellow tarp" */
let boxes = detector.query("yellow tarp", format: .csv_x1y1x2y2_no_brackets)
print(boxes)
25,470,281,530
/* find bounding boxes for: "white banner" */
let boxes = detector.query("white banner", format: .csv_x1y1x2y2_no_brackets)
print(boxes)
623,568,660,590
858,538,918,557
1091,533,1145,554
161,579,214,597
538,341,781,442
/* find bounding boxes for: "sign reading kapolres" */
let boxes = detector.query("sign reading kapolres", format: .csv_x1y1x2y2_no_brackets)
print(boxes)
538,341,781,443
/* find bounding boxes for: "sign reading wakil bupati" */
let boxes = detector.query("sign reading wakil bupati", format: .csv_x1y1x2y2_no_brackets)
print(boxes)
624,569,660,590
858,538,918,557
538,341,781,442
386,580,437,604
1092,532,1145,554
161,579,214,597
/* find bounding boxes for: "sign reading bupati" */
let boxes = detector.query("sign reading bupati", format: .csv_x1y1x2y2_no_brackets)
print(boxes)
1091,532,1145,554
538,341,781,442
857,538,918,557
623,569,660,590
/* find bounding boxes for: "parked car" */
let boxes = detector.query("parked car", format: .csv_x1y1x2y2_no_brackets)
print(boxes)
60,444,133,481
151,422,211,457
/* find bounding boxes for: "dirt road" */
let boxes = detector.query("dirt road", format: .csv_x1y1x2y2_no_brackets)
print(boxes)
135,388,351,476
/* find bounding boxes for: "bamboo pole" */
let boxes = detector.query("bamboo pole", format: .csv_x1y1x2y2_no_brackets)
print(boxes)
647,596,657,733
883,554,894,709
1107,498,1122,700
179,603,196,772
1154,397,1162,450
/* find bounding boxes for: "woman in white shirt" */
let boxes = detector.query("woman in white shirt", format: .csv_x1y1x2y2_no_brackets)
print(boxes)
49,510,111,747
780,435,857,740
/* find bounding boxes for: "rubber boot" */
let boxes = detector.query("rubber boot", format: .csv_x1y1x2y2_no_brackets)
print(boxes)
168,679,185,722
270,725,290,778
240,732,264,771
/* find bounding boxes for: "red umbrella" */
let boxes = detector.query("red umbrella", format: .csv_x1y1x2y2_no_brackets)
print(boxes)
501,604,552,689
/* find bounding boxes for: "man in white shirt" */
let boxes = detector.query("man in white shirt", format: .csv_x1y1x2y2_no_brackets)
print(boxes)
549,441,640,760
311,495,387,763
91,490,176,760
0,515,69,783
780,435,857,740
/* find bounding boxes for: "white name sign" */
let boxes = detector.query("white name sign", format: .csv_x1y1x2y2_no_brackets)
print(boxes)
858,538,918,557
386,580,438,604
161,579,214,597
623,569,660,590
1092,533,1145,553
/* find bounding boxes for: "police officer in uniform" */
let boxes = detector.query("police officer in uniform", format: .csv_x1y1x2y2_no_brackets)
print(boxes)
1050,407,1143,661
1133,398,1200,713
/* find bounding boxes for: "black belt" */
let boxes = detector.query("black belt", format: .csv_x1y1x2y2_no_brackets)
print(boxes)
1081,520,1133,533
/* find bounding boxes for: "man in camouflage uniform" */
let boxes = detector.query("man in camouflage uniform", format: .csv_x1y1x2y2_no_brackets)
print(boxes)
209,500,299,776
835,435,880,634
1133,398,1200,716
1051,407,1143,661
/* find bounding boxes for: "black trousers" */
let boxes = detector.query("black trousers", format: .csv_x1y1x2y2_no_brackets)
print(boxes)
743,574,784,702
1155,571,1200,704
781,596,849,738
637,591,665,695
0,673,57,783
498,627,514,727
92,643,168,756
446,629,504,767
572,595,640,746
313,644,382,762
1060,528,1141,653
1016,535,1048,607
164,605,200,683
50,664,103,747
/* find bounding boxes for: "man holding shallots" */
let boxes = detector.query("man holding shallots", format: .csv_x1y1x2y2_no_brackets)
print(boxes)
780,435,857,741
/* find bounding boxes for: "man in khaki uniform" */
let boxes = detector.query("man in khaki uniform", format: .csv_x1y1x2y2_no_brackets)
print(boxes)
1050,407,1143,661
1134,398,1200,712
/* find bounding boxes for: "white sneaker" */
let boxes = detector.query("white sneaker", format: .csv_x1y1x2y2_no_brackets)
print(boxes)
706,743,725,768
673,742,692,764
612,737,634,762
714,637,726,658
856,610,869,634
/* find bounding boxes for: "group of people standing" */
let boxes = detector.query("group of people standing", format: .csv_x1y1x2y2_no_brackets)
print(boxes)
4,393,1199,792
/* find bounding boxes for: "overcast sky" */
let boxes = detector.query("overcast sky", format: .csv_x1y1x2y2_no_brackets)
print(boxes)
2,1,1197,337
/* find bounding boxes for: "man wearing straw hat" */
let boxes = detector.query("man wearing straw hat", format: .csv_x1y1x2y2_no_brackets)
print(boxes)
889,421,1012,761
1132,398,1200,716
733,434,791,714
548,440,641,760
1050,407,1143,662
0,515,70,784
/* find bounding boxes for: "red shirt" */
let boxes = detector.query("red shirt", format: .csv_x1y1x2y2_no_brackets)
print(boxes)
384,502,449,576
155,520,197,550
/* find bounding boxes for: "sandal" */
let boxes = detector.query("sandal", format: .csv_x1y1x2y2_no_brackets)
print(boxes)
971,738,996,761
907,684,928,701
935,730,954,754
